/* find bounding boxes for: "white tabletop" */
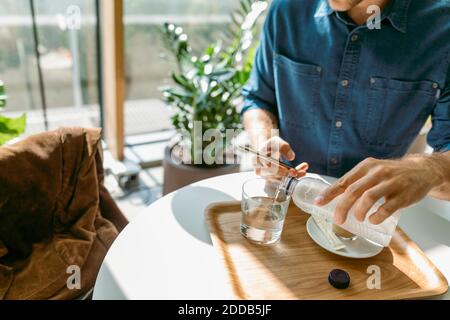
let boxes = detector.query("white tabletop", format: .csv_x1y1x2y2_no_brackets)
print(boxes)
93,171,450,300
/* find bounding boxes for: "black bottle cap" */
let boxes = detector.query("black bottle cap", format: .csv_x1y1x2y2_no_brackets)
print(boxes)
328,269,350,289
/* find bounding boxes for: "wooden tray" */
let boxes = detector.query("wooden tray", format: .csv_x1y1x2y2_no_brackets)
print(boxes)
205,201,448,300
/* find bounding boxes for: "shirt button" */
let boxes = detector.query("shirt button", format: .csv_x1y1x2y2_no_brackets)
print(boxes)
341,79,349,87
370,78,376,84
432,83,439,89
351,34,359,42
316,66,322,73
335,121,343,128
330,157,338,165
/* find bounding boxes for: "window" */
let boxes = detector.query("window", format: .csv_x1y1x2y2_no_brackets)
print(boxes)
123,0,239,136
0,0,100,135
0,0,242,138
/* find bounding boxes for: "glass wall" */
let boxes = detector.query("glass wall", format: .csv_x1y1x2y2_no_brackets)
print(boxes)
0,0,244,137
32,0,99,110
0,1,40,112
0,0,100,134
123,0,239,135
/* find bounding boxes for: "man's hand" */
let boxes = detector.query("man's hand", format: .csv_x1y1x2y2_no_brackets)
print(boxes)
254,136,309,180
242,109,308,180
315,155,448,225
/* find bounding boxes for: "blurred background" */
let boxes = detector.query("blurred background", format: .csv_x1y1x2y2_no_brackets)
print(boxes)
0,0,238,135
0,0,257,219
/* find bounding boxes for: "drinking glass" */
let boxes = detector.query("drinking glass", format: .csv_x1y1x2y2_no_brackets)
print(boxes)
240,178,291,245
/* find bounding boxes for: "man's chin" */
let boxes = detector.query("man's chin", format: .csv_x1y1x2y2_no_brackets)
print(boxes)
327,0,362,11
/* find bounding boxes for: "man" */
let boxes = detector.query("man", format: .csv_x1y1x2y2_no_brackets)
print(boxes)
242,0,450,225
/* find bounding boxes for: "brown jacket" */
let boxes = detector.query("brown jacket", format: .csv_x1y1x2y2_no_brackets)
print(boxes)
0,127,127,299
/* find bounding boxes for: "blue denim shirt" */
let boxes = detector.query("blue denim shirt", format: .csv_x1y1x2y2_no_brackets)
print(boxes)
242,0,450,177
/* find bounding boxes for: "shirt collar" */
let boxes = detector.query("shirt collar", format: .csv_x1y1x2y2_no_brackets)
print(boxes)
386,0,411,33
314,0,411,33
314,0,334,18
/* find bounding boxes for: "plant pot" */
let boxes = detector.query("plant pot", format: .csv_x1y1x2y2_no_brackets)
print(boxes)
163,145,240,195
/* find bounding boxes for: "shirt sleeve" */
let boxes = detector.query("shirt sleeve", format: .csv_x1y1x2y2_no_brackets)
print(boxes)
241,3,278,118
428,75,450,153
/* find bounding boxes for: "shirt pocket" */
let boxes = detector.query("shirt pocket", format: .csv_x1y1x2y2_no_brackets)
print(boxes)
273,53,322,128
363,77,439,148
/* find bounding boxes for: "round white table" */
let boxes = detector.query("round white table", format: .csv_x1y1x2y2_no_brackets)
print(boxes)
93,172,450,299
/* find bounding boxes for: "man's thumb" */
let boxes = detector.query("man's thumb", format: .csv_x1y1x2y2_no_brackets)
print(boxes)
279,140,295,161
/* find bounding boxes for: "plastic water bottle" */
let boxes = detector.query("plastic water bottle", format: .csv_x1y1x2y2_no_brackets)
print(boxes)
277,175,401,247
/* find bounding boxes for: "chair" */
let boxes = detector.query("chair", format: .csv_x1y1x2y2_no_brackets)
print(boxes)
0,127,128,299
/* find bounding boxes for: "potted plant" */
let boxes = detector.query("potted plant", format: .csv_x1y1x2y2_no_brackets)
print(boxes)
0,80,26,145
159,0,268,194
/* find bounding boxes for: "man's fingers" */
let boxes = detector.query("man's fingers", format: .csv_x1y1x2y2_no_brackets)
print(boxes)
296,171,307,178
316,158,376,206
255,154,281,175
369,198,403,224
315,179,347,206
289,170,307,179
266,137,295,161
296,162,309,171
253,137,309,179
333,175,380,225
280,144,295,161
352,182,390,222
288,162,309,178
256,162,289,179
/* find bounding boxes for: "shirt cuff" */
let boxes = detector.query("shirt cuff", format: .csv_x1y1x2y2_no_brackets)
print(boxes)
240,99,277,118
435,144,450,153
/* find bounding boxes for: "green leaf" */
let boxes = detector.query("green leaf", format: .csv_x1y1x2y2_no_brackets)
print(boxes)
240,0,250,15
205,45,215,56
0,113,26,145
0,97,6,108
172,74,195,91
0,80,6,108
163,87,193,99
212,69,236,82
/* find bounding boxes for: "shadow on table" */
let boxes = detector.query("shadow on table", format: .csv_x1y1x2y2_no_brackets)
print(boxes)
171,186,236,244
